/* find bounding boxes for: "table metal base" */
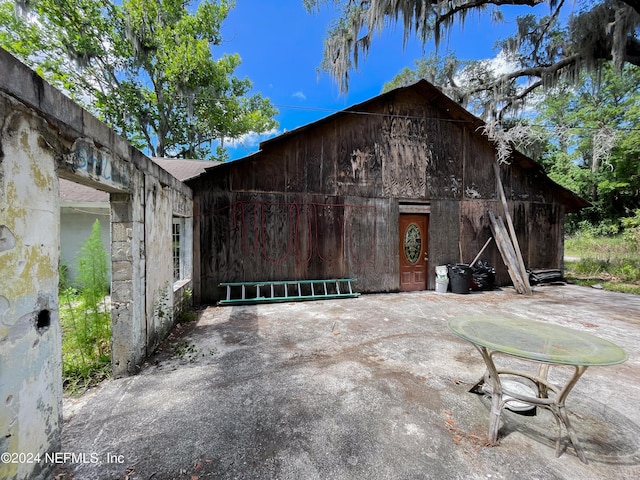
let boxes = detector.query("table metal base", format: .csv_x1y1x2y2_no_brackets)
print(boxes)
472,345,589,463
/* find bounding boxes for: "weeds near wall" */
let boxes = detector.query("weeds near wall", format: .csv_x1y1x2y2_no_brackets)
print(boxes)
59,220,111,393
176,288,195,323
155,282,172,320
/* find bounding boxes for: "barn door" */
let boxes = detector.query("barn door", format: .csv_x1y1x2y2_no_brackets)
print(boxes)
399,214,429,291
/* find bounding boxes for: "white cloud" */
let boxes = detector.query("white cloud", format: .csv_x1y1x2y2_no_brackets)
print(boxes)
489,49,519,76
454,49,519,86
224,127,281,149
292,91,307,101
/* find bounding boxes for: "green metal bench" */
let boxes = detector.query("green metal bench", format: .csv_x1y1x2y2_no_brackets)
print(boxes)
218,278,360,306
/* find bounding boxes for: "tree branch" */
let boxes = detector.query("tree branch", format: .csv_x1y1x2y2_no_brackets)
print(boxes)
435,0,546,37
466,54,581,97
498,79,543,121
321,0,640,96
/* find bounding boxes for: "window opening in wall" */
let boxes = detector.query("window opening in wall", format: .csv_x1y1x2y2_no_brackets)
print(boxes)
173,218,182,283
171,215,192,297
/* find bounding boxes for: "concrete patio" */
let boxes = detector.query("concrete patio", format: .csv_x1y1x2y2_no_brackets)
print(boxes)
61,284,640,479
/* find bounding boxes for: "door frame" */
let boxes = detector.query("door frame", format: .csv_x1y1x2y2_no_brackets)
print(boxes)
399,212,430,291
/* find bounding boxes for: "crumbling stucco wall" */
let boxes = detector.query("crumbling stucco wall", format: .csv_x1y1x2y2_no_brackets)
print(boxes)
0,49,192,480
0,97,62,480
145,175,175,352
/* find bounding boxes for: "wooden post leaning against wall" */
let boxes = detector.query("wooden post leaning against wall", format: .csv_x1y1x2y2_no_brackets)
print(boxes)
489,211,528,294
493,162,532,295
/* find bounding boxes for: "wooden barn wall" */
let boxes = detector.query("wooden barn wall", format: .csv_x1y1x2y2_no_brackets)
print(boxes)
378,89,469,200
525,202,564,268
458,199,564,287
427,200,462,288
193,188,398,303
459,200,497,264
464,136,499,199
191,86,569,301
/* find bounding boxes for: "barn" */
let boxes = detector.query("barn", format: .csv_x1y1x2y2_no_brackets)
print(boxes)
187,80,588,304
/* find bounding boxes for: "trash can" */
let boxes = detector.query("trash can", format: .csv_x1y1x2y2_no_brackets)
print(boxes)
435,265,449,293
435,278,448,293
448,264,472,294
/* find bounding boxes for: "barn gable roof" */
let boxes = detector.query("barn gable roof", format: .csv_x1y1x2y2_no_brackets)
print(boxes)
259,79,482,150
191,80,588,212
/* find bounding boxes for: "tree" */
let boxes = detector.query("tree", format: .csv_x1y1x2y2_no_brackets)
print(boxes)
382,53,462,94
305,0,640,122
76,220,109,309
61,219,111,387
381,53,518,120
536,64,640,228
0,0,278,160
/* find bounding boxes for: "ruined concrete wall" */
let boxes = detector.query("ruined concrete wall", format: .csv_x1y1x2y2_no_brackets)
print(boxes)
58,136,193,378
0,96,62,480
146,163,194,346
145,176,174,352
110,188,146,375
0,49,193,479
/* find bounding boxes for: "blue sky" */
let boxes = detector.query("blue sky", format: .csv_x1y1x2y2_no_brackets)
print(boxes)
216,1,549,160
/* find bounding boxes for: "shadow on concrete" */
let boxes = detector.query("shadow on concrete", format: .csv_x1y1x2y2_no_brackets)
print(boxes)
61,286,640,479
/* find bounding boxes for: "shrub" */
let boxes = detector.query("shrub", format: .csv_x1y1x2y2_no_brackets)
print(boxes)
60,220,111,393
621,210,640,252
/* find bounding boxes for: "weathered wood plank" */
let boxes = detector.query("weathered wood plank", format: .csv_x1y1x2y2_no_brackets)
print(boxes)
494,163,532,295
489,211,528,294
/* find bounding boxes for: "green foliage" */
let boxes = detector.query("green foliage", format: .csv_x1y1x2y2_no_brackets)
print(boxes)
176,288,196,323
154,281,172,322
59,289,111,394
0,0,278,160
309,0,640,107
537,64,640,228
172,340,217,363
60,220,111,393
58,261,70,291
77,220,109,306
565,228,629,257
621,210,640,252
382,53,462,93
564,228,640,294
177,309,197,323
172,341,199,363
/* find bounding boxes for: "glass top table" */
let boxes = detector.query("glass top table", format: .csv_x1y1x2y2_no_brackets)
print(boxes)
449,316,627,463
449,316,628,366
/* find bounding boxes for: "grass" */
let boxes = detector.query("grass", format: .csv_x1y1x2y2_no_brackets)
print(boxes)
564,233,640,294
59,288,111,394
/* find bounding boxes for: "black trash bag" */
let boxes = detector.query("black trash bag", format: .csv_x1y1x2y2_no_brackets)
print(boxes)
470,260,496,291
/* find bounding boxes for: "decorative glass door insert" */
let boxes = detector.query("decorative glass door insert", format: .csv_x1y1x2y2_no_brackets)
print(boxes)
404,223,421,264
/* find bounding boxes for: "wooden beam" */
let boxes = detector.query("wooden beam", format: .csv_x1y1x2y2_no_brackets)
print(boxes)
489,211,528,294
493,163,532,295
469,237,493,268
496,215,530,293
